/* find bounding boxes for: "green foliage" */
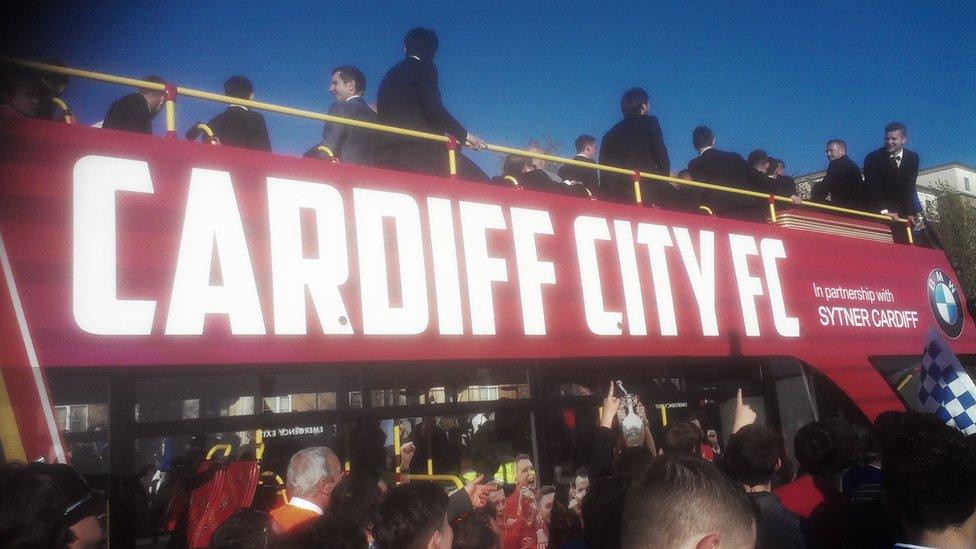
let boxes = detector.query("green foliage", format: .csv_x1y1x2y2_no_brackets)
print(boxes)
931,182,976,301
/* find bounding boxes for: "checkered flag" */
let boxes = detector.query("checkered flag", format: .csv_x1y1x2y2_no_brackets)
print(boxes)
918,326,976,435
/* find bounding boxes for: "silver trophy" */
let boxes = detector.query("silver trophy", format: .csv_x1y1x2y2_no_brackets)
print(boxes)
617,381,645,447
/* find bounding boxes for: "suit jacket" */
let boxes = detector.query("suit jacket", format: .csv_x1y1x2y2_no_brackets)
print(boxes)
519,169,591,198
557,154,599,195
687,148,757,219
322,96,377,166
207,106,271,152
103,92,153,134
598,114,670,204
811,155,871,211
863,147,920,215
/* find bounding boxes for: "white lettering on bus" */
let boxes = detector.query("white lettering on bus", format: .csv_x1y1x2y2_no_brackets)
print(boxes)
729,234,764,336
354,188,429,335
426,198,463,335
574,216,622,335
636,223,677,336
73,155,157,335
459,201,508,335
510,208,556,335
673,228,718,336
614,220,647,335
165,169,265,335
267,177,352,335
760,238,800,337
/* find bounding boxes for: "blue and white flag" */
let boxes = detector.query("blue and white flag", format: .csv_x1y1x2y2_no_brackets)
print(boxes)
918,326,976,435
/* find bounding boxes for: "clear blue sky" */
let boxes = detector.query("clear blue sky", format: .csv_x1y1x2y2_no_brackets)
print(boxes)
11,1,976,177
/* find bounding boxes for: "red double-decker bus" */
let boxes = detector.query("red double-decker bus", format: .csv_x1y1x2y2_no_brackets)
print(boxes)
1,66,974,546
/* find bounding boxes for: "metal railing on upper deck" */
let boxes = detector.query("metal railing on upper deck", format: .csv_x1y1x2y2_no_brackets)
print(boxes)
3,58,914,243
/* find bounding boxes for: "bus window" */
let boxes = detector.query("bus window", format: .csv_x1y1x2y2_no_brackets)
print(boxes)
134,374,259,423
48,374,110,475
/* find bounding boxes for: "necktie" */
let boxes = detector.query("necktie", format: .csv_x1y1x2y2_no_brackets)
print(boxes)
891,154,902,168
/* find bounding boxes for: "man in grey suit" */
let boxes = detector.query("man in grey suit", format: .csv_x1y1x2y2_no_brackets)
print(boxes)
308,65,377,166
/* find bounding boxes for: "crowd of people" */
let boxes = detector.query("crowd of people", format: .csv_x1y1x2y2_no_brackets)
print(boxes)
5,380,976,548
0,26,929,243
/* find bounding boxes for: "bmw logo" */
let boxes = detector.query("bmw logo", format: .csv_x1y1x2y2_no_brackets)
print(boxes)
928,269,964,338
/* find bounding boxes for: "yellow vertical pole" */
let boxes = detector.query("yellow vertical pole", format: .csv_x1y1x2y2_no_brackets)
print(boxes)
447,135,458,179
905,221,915,245
632,170,643,204
659,405,668,427
393,423,401,482
768,195,778,224
163,83,177,138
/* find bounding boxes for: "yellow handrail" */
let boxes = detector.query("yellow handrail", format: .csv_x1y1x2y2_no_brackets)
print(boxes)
401,473,465,490
4,58,913,231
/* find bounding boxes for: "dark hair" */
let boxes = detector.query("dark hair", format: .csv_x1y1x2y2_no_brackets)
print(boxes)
574,134,597,153
581,476,627,548
574,466,590,480
41,58,69,90
692,126,714,150
661,421,702,455
404,27,439,60
452,507,498,549
826,139,846,150
622,455,756,548
724,424,781,486
503,155,531,177
224,75,254,99
328,469,383,533
881,412,976,533
620,87,649,117
747,149,768,169
766,157,783,176
332,65,366,94
211,508,276,549
372,482,448,549
885,122,907,136
280,514,366,549
793,422,836,476
612,446,654,483
0,463,72,549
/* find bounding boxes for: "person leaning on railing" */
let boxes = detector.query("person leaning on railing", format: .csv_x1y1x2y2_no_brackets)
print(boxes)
202,75,272,152
375,27,489,181
102,75,166,134
686,126,756,220
314,65,377,166
557,134,600,196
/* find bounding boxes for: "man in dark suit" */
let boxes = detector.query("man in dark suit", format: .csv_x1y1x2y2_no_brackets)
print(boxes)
766,157,800,204
598,88,670,206
313,66,377,165
102,75,166,134
741,149,774,221
376,27,488,181
204,76,271,151
497,155,590,198
557,135,600,195
686,126,756,220
811,139,873,211
863,123,921,237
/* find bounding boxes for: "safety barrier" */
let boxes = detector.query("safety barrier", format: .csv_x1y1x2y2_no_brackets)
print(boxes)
3,58,914,243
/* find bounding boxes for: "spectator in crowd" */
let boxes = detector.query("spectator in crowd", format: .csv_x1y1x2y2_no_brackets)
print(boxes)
622,454,757,549
0,68,40,117
279,513,367,549
210,508,278,549
723,424,804,548
328,468,384,542
102,75,166,134
536,485,556,545
863,122,921,242
35,58,71,122
686,125,756,220
599,87,671,205
766,156,801,204
568,466,589,513
881,411,976,549
314,65,377,165
202,75,271,151
660,421,703,456
549,480,585,547
376,27,488,181
843,428,901,549
611,446,655,484
453,507,501,549
372,482,453,549
270,446,342,534
27,463,105,549
581,476,628,549
502,453,536,522
811,139,871,211
0,463,72,549
557,134,600,195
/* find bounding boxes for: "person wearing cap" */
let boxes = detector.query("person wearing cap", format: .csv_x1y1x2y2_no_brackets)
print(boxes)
28,462,106,549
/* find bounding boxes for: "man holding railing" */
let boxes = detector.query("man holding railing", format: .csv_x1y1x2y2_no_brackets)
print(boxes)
376,27,489,181
102,75,166,135
318,65,377,166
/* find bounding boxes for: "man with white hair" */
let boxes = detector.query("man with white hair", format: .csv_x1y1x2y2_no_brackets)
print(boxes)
270,446,341,534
